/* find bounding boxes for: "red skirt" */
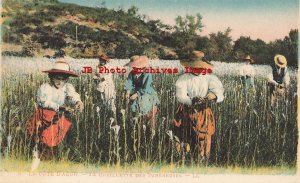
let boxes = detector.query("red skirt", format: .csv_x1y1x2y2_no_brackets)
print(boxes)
26,108,72,147
173,105,215,141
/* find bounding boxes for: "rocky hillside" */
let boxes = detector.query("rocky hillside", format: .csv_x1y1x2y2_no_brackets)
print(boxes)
1,0,178,59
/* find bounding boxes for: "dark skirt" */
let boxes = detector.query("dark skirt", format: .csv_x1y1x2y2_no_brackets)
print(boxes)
172,104,215,158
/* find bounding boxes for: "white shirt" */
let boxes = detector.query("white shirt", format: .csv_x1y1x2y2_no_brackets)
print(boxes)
175,73,224,105
37,83,81,111
96,73,116,100
267,67,290,86
239,64,255,77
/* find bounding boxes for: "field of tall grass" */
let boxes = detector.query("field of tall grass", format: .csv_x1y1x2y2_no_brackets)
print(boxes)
0,56,298,171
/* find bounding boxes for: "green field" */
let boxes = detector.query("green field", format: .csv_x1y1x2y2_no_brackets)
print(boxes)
0,57,298,172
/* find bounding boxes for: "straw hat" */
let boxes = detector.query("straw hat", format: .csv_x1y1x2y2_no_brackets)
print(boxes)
43,61,78,77
242,55,254,63
274,54,287,68
124,55,149,68
180,51,213,69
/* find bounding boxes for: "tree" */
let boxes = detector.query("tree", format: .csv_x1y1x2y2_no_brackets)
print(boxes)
175,13,203,35
232,29,298,66
286,29,298,67
195,36,212,54
233,36,269,64
172,13,204,58
268,29,298,67
127,6,138,16
207,28,233,61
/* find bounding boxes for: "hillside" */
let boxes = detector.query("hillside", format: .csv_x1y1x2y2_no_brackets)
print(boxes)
1,0,177,59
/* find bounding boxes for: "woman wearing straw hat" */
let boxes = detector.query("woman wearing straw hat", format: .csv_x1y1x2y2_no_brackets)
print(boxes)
93,53,116,116
239,55,256,96
267,54,290,107
173,51,224,164
26,60,84,160
124,55,160,125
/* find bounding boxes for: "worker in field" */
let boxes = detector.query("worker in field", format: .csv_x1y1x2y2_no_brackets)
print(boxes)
267,54,290,107
26,60,84,160
93,53,117,116
123,55,160,160
124,55,160,126
239,55,256,96
173,51,224,164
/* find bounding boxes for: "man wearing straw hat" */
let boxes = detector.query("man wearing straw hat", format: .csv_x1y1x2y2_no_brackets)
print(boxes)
93,53,116,116
173,51,224,164
239,55,256,96
267,54,290,107
26,60,84,160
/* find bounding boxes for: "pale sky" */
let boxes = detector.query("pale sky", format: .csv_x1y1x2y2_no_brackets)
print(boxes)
59,0,299,42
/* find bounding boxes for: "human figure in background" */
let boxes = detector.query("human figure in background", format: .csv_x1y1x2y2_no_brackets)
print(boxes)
124,55,159,126
93,53,116,116
173,51,224,164
26,61,84,160
267,54,290,107
239,55,256,96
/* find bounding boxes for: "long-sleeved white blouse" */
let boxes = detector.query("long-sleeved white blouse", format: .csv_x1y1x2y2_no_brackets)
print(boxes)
175,73,224,105
37,83,81,111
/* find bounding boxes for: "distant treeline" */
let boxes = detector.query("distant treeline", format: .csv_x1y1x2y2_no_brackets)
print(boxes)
2,0,298,67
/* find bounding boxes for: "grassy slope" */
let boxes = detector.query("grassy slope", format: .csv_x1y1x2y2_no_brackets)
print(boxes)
1,0,165,58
